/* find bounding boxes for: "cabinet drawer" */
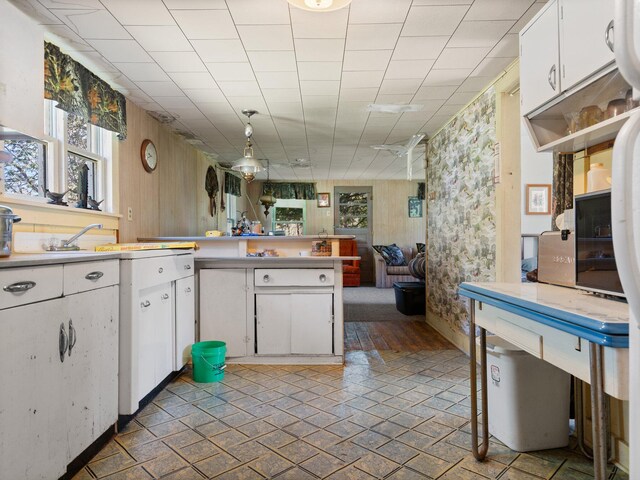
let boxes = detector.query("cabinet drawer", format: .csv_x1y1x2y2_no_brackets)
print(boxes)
131,254,194,289
255,268,334,287
477,304,543,359
0,265,63,310
64,259,119,295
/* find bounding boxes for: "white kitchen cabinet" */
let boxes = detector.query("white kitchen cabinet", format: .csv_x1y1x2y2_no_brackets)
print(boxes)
520,0,560,115
0,298,67,480
256,293,292,355
559,0,614,91
175,276,195,368
200,268,248,357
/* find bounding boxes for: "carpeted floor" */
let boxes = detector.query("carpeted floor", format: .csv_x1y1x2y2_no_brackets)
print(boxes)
343,287,425,322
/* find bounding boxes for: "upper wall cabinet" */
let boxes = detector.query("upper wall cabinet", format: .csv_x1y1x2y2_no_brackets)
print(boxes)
520,0,561,116
559,0,615,91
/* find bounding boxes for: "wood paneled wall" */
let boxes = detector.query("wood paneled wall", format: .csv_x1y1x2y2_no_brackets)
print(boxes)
246,179,425,249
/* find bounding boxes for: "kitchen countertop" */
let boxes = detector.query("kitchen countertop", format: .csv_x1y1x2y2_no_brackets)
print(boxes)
139,235,355,242
0,252,122,268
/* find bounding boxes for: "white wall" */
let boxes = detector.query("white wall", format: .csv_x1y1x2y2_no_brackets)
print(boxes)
0,0,44,138
520,120,553,235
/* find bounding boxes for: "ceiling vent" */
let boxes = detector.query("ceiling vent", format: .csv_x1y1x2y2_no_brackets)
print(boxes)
366,104,424,114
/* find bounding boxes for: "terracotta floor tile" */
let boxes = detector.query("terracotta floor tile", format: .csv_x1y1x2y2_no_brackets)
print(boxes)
215,465,264,480
250,451,294,477
376,440,421,464
89,451,137,478
177,439,220,463
125,439,173,463
405,453,452,478
158,467,206,480
142,450,190,478
385,467,429,479
278,439,322,464
225,439,270,463
354,452,401,477
299,452,346,478
194,452,241,478
101,466,153,480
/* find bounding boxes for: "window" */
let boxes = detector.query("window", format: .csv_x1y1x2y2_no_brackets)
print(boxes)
226,192,237,233
1,100,113,209
337,192,368,228
272,201,306,236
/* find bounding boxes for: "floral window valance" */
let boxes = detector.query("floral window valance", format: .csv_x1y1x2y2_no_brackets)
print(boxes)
261,182,316,200
44,42,127,140
224,172,242,197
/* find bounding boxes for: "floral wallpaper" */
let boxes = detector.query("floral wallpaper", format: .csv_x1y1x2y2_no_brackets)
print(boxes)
426,88,497,336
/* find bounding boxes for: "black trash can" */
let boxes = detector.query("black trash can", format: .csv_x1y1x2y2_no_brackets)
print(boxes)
393,282,426,315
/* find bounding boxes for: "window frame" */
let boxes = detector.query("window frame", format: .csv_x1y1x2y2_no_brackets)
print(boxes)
271,200,306,236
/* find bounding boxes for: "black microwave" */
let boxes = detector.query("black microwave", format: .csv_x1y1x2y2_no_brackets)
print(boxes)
574,189,624,297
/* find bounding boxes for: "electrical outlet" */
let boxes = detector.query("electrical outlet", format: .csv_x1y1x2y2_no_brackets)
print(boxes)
127,207,133,221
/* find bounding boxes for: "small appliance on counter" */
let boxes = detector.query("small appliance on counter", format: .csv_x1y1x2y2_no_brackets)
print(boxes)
0,204,21,257
575,189,624,297
538,230,576,288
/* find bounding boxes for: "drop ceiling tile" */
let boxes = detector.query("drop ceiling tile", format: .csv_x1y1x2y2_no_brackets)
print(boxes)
87,39,153,63
126,26,192,52
101,0,174,25
300,81,340,96
262,88,302,102
54,9,131,39
238,25,293,51
169,72,218,89
207,63,255,81
255,71,299,89
297,62,342,81
134,101,164,112
290,8,348,38
172,9,238,39
349,0,412,23
343,50,392,71
509,2,545,33
346,24,402,51
166,107,207,120
225,97,269,114
164,0,227,8
302,95,338,107
393,36,448,60
217,81,262,96
192,40,248,62
422,68,472,86
112,63,169,82
385,60,434,79
379,78,421,95
457,75,492,92
433,47,491,69
488,33,519,57
341,71,384,88
402,5,469,37
72,50,119,73
414,85,457,100
436,103,465,116
466,0,535,21
183,89,227,103
199,102,237,116
447,90,477,105
227,0,290,25
151,52,207,72
124,89,153,103
109,75,139,90
136,81,183,97
472,56,514,77
247,51,297,72
448,20,513,48
45,25,93,51
295,39,345,61
374,93,415,104
339,88,379,101
11,0,64,24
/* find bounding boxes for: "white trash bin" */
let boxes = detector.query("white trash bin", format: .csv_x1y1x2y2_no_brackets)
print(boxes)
484,335,571,452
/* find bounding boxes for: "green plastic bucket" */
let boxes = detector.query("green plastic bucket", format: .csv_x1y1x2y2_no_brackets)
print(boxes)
192,341,226,383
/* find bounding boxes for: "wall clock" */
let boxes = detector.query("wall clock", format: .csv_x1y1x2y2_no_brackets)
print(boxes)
140,139,157,173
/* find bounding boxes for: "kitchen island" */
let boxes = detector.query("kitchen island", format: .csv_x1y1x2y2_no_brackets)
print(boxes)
141,235,360,365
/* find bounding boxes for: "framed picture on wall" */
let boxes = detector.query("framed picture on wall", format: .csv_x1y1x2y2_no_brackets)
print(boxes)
317,192,330,208
526,184,551,215
408,196,422,218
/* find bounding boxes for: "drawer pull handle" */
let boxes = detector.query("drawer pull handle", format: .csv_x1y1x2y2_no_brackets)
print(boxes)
68,320,77,357
158,267,164,273
59,323,68,363
185,287,192,293
319,274,327,282
161,293,170,300
184,264,192,270
3,281,36,293
263,274,270,283
605,19,614,52
141,300,151,308
85,271,104,281
547,64,557,91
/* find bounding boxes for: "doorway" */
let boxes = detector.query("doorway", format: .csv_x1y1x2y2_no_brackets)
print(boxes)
333,186,374,283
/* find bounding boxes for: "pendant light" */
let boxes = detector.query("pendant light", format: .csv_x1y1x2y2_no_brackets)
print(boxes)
259,160,277,216
232,109,263,183
287,0,352,12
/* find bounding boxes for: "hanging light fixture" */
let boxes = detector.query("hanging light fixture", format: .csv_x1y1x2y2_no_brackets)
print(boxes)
259,160,277,216
286,0,352,12
232,109,263,183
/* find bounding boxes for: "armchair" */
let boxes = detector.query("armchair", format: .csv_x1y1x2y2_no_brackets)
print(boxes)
374,246,416,288
339,239,360,287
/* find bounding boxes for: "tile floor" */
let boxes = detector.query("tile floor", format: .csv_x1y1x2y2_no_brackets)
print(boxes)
76,349,629,480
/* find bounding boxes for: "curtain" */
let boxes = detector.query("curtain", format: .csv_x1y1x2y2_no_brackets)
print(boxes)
552,152,574,229
44,42,127,139
417,182,425,200
224,172,241,197
262,182,316,200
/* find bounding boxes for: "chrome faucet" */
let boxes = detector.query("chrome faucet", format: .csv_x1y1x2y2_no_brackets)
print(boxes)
45,223,103,251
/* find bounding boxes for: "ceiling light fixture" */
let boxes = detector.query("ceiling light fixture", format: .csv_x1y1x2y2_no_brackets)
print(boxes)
232,109,263,183
366,104,424,114
287,0,352,12
259,160,277,216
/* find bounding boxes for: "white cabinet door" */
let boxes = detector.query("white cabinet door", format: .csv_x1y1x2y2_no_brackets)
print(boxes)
560,0,614,90
291,294,333,355
64,286,119,461
520,0,560,115
175,276,195,369
0,299,67,480
256,293,291,355
200,269,248,357
138,283,173,402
